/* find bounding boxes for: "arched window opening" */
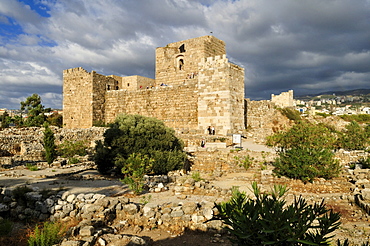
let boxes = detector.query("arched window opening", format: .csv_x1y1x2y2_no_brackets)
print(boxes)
179,44,185,53
127,83,130,87
107,85,111,90
179,59,184,70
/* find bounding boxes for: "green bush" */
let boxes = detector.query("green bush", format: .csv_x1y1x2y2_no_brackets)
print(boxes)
0,219,13,236
316,112,331,118
267,121,340,182
191,171,203,182
358,156,370,169
12,186,33,206
234,155,254,170
339,114,370,124
58,140,88,158
278,107,301,121
95,114,186,175
68,157,80,164
337,121,369,150
26,163,38,171
215,182,341,246
118,153,153,194
43,124,56,165
27,221,65,246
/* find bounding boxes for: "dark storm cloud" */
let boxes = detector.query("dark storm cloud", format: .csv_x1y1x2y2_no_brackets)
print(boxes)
0,0,369,109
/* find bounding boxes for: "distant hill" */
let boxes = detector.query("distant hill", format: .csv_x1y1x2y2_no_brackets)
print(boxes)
296,89,370,99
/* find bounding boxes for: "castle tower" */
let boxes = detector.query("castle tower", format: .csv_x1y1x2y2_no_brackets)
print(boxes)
197,55,245,135
63,67,118,128
155,36,225,86
63,36,245,135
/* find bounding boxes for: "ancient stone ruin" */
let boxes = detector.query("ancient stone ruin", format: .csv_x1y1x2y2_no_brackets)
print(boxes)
63,35,245,135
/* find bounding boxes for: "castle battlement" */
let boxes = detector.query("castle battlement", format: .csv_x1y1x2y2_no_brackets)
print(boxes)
63,36,245,135
63,67,89,74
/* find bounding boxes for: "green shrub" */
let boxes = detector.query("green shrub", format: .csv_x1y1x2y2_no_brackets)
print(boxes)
26,163,38,171
215,182,341,246
267,121,340,182
12,186,33,206
95,114,186,175
337,121,369,150
119,153,153,194
0,219,13,236
68,157,80,164
358,156,370,169
191,171,203,182
149,150,186,174
234,155,254,170
339,114,370,124
27,221,65,246
43,123,56,165
278,107,301,121
58,140,88,158
316,112,331,118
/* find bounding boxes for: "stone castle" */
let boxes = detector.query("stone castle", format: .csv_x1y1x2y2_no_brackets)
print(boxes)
63,36,245,135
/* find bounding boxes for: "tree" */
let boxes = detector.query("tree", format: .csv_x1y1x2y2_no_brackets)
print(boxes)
337,121,369,150
20,94,50,127
0,111,11,128
267,120,340,182
43,123,56,165
215,182,341,246
95,114,187,175
47,112,63,127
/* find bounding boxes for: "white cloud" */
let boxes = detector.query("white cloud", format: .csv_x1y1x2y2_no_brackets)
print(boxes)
0,0,369,109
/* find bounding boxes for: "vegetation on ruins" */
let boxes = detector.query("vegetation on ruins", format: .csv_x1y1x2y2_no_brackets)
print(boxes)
27,221,66,246
336,121,370,150
43,123,57,165
339,114,370,124
358,156,370,169
21,93,51,127
46,112,63,128
0,218,13,237
234,155,254,170
267,120,340,182
95,114,187,176
0,111,11,128
278,107,302,121
215,182,341,245
118,153,154,194
58,140,88,164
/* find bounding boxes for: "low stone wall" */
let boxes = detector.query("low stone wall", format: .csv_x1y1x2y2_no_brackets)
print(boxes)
0,127,106,165
0,182,224,246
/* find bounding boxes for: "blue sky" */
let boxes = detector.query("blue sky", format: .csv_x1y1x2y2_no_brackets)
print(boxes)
1,0,370,109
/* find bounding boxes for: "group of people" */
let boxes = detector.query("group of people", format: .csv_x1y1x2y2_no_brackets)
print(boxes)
207,126,215,135
201,126,216,147
186,72,198,79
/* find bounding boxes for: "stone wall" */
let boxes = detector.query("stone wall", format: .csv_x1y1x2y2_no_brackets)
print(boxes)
0,127,106,165
155,35,225,86
245,99,291,143
271,90,294,108
104,81,199,133
63,36,245,136
197,55,245,135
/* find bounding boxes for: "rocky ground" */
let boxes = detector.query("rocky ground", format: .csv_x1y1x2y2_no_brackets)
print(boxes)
1,141,370,245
